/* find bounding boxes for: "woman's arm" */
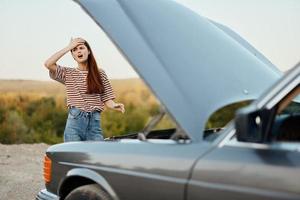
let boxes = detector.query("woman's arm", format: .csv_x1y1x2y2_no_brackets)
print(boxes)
44,38,85,72
104,100,125,113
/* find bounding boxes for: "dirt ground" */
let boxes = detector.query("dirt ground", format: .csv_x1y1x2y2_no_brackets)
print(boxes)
0,143,49,200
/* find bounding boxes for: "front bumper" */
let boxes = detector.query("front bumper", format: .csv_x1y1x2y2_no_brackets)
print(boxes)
36,189,59,200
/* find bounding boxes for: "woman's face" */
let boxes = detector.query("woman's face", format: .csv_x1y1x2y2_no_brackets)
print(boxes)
71,44,90,63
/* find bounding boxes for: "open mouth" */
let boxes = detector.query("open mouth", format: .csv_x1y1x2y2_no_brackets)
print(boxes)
78,55,83,59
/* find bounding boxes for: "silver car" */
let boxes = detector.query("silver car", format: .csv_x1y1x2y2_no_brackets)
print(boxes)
37,0,300,199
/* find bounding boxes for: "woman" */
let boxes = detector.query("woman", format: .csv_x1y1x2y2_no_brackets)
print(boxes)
44,38,125,142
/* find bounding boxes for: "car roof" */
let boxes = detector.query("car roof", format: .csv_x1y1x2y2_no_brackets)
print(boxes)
76,0,281,142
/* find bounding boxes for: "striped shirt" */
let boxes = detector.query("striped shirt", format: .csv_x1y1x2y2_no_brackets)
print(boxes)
50,65,115,112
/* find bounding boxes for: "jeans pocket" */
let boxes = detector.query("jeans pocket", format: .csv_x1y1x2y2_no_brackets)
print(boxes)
68,108,81,119
93,112,101,121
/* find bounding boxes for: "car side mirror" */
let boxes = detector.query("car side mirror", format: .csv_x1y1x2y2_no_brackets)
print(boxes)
235,105,269,143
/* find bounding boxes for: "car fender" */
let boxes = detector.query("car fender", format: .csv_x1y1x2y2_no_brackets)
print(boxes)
59,168,119,200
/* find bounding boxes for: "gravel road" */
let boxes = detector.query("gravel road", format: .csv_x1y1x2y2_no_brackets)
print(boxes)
0,143,49,200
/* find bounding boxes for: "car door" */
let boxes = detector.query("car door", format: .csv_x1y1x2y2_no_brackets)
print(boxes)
187,138,300,200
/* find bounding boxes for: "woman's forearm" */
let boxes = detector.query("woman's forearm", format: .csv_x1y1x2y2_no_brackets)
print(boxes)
104,100,116,108
44,46,71,72
44,38,85,72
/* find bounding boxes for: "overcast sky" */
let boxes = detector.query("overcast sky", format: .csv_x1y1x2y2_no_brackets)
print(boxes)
0,0,299,80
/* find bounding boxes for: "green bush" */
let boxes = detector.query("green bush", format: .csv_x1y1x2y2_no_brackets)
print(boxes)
0,95,162,144
0,93,250,144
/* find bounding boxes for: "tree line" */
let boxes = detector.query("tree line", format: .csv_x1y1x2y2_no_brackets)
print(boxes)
0,85,249,144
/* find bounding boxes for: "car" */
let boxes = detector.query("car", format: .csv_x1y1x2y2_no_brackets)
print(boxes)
36,0,300,200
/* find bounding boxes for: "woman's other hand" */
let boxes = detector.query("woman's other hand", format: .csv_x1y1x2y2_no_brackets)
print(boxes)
104,100,125,113
113,103,125,113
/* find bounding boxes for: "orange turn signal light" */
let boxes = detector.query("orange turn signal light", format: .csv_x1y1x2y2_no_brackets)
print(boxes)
43,155,52,183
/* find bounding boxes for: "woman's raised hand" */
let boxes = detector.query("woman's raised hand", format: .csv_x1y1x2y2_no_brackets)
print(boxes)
68,38,85,50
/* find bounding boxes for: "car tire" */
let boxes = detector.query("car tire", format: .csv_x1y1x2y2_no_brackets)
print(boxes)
65,184,111,200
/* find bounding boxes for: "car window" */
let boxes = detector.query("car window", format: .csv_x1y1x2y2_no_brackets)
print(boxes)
271,84,300,142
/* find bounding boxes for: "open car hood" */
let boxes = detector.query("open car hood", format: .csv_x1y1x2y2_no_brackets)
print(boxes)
75,0,281,142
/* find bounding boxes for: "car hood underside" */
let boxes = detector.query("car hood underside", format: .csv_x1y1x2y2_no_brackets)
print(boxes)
75,0,281,142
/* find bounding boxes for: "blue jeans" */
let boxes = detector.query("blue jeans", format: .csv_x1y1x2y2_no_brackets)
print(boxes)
64,107,104,142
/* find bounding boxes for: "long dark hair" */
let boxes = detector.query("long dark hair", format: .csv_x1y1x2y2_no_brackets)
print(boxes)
84,41,104,94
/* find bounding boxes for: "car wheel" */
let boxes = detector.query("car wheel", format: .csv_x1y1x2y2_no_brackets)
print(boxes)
65,184,111,200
